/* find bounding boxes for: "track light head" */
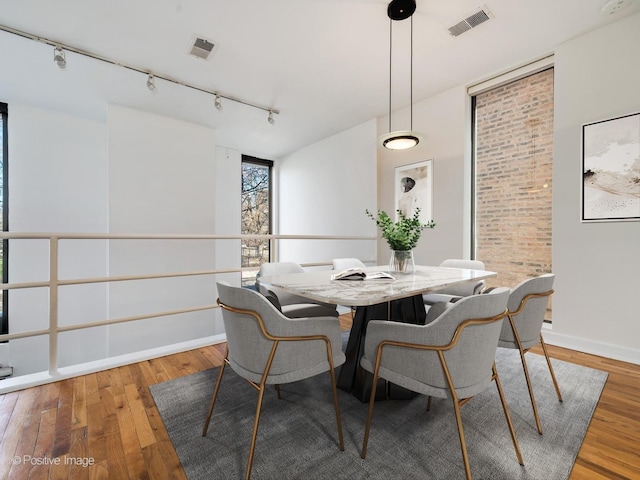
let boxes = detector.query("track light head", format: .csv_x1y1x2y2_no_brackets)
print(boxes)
146,74,157,91
214,94,222,111
53,46,66,69
267,111,275,125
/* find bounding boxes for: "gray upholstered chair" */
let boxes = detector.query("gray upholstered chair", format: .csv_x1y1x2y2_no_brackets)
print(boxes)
423,258,486,306
202,281,345,480
498,273,562,435
332,257,366,271
360,287,523,480
256,261,339,318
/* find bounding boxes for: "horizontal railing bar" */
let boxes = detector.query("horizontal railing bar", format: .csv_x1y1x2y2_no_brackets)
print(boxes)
0,304,220,342
0,260,376,291
0,328,52,341
0,280,51,290
57,267,240,287
57,304,219,332
0,232,375,241
301,259,377,268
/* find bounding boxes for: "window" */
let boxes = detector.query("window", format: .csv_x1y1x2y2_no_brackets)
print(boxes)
241,156,273,286
472,69,554,319
1,102,7,334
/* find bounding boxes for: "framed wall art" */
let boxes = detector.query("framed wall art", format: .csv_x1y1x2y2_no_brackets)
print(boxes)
394,159,434,224
582,112,640,222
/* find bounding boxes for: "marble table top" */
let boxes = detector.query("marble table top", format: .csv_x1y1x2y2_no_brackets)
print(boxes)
259,265,496,307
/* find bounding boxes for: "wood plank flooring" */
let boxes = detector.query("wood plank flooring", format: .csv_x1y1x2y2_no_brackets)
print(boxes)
0,316,638,479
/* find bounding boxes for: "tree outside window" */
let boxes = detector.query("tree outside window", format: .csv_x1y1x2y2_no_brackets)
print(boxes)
241,156,272,286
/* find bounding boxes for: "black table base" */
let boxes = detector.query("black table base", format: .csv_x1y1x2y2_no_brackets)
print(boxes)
337,294,426,402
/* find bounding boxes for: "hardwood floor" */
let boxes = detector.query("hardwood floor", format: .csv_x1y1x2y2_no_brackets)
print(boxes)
0,316,638,479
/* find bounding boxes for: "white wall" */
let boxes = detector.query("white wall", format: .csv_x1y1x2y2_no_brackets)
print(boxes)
277,120,378,265
213,146,242,313
107,105,221,355
8,104,109,375
550,12,640,361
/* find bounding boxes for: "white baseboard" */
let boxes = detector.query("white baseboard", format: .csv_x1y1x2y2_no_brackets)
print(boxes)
543,326,640,366
0,333,228,394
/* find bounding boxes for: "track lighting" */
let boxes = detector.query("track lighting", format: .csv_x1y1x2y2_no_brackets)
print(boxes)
146,74,157,92
53,46,66,69
1,24,281,120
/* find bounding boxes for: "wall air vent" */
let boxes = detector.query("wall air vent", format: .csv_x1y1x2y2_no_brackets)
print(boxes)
188,36,216,60
448,6,494,37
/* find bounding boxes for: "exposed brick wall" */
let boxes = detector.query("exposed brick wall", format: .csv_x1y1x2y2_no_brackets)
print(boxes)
475,68,554,312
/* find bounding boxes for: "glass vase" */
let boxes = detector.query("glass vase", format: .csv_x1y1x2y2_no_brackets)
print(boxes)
389,250,415,273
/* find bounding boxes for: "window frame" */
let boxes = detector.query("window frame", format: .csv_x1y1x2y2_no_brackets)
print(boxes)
1,102,8,335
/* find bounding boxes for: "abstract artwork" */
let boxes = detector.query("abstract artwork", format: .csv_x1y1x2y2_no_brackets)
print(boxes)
582,112,640,222
394,159,433,223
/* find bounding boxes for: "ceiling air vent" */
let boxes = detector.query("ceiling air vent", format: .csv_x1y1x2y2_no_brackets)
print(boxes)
448,6,494,37
188,36,215,60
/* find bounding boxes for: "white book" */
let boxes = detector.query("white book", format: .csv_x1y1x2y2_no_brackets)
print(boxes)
330,267,395,281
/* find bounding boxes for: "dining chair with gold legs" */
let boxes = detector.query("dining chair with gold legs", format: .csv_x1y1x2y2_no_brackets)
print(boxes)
360,287,523,480
498,273,562,435
202,281,345,480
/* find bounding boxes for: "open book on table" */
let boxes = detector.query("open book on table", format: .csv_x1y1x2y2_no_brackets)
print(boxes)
330,267,395,281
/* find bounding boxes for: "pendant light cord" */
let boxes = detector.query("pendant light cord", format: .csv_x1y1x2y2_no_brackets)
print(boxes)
388,17,393,134
410,15,413,131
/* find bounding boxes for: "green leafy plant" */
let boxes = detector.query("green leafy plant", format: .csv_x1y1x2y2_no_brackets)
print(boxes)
366,208,436,251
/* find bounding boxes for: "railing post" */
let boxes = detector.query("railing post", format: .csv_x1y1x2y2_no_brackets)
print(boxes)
49,236,59,376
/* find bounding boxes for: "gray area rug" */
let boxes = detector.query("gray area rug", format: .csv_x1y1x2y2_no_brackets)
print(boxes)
149,348,607,479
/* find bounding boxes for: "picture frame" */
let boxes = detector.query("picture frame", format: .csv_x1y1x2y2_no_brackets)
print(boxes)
581,112,640,222
394,159,434,224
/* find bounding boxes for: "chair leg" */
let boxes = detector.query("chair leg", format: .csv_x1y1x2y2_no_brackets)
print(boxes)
202,349,228,437
437,351,473,480
426,395,432,412
492,364,524,466
508,316,543,434
275,384,281,399
327,361,345,451
518,346,543,434
361,348,384,459
540,334,563,402
245,382,268,480
450,395,472,480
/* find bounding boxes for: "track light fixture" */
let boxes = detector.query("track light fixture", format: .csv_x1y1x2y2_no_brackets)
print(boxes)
1,24,280,120
267,111,275,125
146,74,157,91
53,46,66,69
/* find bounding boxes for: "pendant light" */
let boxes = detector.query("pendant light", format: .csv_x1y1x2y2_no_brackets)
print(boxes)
379,0,425,150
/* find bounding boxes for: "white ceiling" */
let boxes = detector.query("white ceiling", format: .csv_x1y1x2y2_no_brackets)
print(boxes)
1,0,639,159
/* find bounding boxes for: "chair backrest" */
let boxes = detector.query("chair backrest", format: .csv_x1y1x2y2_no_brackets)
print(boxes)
256,262,309,306
440,258,485,270
439,258,486,296
500,273,555,347
433,287,509,394
332,258,366,270
217,281,341,382
217,281,287,376
376,287,509,397
259,261,306,276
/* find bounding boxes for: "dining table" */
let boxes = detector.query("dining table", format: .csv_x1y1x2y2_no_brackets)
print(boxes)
258,264,497,402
